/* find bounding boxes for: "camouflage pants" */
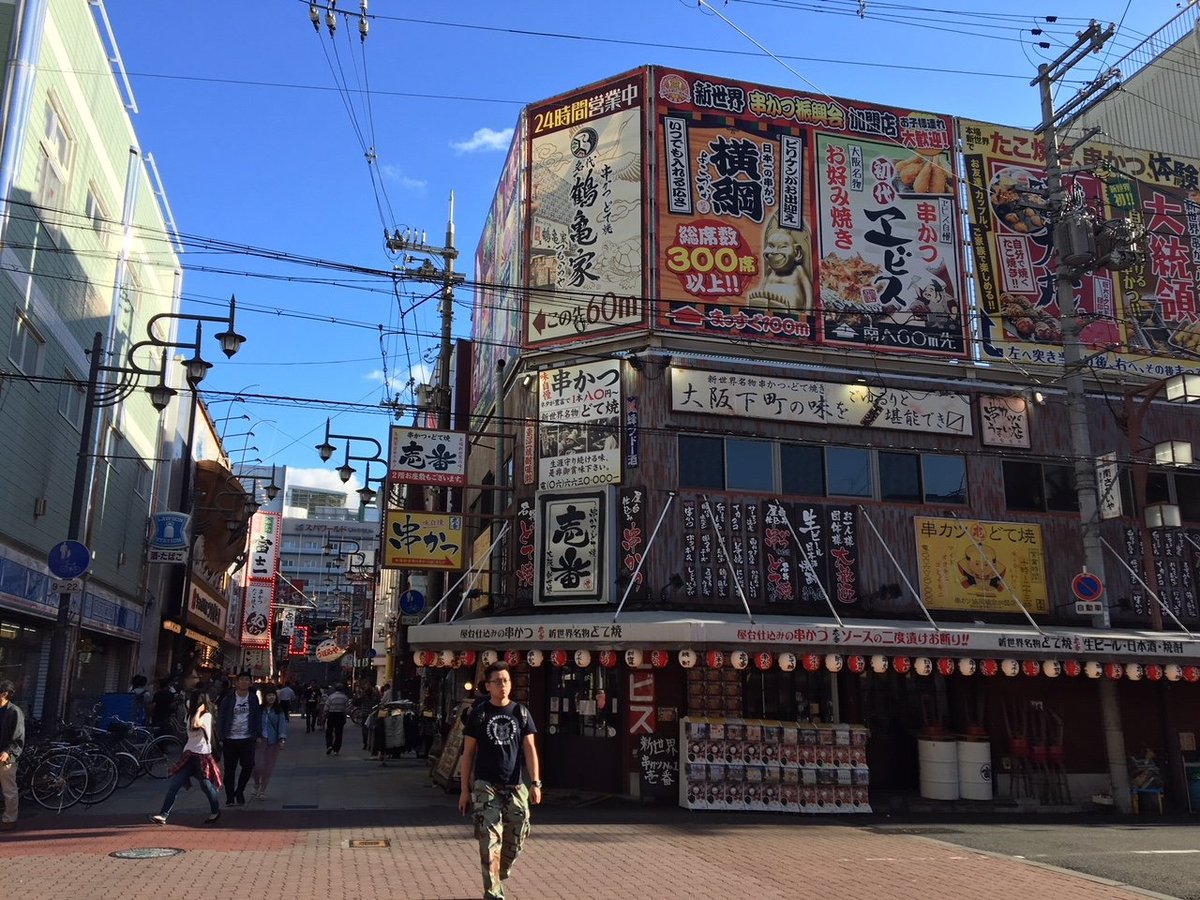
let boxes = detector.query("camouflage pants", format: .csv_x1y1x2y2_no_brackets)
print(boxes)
471,780,531,899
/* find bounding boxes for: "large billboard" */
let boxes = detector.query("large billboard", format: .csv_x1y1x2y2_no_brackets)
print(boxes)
652,67,968,358
471,113,526,428
914,517,1048,614
525,71,646,347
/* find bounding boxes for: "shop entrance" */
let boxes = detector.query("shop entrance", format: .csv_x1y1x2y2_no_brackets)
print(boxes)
544,663,622,793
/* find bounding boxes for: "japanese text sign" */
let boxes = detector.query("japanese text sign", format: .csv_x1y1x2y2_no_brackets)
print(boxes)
538,359,623,490
914,516,1048,614
382,511,464,571
536,489,612,605
389,426,467,487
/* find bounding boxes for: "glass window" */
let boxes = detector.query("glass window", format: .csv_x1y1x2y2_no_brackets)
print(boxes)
1044,464,1078,511
1145,471,1171,506
726,439,775,492
923,454,967,504
826,447,871,497
546,663,619,738
8,313,44,375
781,444,824,496
59,374,84,428
135,461,151,498
679,435,724,489
1003,460,1044,511
878,452,921,502
1178,473,1200,523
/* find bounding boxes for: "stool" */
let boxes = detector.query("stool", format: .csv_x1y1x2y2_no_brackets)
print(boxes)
1131,787,1164,814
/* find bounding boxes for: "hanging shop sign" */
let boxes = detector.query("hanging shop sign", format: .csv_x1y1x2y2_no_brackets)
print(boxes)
670,366,971,436
536,488,614,605
240,580,273,649
913,516,1049,614
978,394,1031,449
186,578,228,633
388,426,468,487
537,359,623,491
382,511,464,571
247,511,281,582
525,70,646,347
315,639,345,663
1123,525,1200,621
288,625,309,657
147,512,190,564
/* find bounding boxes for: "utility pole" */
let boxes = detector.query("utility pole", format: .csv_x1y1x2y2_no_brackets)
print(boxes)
1034,20,1139,813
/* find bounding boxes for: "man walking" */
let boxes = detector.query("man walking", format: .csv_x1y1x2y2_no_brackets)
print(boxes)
217,671,260,805
0,680,25,831
303,682,321,733
458,661,541,900
277,682,296,718
323,683,350,755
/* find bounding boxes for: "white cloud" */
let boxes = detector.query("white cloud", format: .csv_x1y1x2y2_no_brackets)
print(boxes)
364,369,406,392
451,127,514,154
281,466,362,504
379,164,427,191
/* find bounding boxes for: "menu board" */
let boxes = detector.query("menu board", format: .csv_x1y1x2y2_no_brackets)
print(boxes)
637,731,680,801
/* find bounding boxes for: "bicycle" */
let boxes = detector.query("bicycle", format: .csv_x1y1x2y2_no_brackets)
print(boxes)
139,733,184,779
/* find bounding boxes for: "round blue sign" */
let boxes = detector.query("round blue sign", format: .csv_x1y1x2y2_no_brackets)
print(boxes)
1072,572,1104,602
48,540,91,579
399,590,425,615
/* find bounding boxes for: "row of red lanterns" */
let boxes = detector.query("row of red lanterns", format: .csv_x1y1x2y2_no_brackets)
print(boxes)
413,648,1200,681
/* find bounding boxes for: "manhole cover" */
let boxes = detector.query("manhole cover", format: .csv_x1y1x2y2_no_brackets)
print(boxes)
345,839,391,849
282,804,318,810
109,848,186,859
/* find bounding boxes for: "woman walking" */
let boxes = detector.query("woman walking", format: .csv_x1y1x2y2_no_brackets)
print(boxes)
150,690,222,825
252,686,288,800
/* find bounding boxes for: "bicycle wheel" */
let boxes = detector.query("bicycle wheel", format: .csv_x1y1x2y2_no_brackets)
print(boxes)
30,752,89,812
114,751,141,788
141,735,183,779
80,749,119,806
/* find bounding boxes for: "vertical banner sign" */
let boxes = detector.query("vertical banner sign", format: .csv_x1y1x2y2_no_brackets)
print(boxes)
471,113,526,430
960,119,1117,368
624,396,640,469
1096,452,1123,520
247,512,281,581
526,71,645,347
628,670,656,735
537,359,622,491
241,582,273,649
288,625,309,657
514,500,536,605
523,418,536,486
681,499,697,598
913,517,1048,614
242,511,280,649
536,489,611,605
761,499,796,604
388,426,468,487
618,487,649,602
827,506,860,605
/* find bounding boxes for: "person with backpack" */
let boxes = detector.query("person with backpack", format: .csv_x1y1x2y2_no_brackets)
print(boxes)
458,661,541,900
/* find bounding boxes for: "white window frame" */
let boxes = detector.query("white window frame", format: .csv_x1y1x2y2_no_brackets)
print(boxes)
59,371,85,428
8,311,45,376
85,182,111,247
34,96,75,237
134,460,152,498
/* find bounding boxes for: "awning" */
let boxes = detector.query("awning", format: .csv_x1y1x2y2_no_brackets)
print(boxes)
408,612,1200,664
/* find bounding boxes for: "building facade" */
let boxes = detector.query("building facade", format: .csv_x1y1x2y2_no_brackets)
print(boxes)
409,49,1200,813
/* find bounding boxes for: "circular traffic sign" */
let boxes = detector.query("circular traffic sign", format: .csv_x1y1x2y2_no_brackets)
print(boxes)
48,540,91,579
399,590,425,615
1071,572,1104,602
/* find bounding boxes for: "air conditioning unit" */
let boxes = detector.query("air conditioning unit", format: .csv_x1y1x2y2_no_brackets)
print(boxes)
33,497,47,517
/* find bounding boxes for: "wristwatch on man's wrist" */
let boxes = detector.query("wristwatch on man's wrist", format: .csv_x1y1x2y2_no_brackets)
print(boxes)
530,780,543,788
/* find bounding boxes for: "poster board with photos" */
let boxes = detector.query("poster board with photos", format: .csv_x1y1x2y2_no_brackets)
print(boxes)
680,716,870,813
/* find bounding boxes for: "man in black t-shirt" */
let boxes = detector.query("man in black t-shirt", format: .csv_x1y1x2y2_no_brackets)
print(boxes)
458,661,540,900
149,678,176,736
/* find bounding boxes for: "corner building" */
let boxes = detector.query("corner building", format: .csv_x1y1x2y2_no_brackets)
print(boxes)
409,57,1200,813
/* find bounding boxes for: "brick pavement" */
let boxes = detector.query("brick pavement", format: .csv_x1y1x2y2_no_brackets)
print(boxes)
0,721,1158,900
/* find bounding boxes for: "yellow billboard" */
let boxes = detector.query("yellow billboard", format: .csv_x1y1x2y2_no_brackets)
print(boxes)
914,517,1048,614
382,511,464,571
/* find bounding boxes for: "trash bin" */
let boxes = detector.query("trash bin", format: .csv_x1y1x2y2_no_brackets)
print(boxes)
98,692,142,729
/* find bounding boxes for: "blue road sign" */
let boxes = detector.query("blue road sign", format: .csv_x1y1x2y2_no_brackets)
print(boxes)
399,590,426,615
48,540,91,579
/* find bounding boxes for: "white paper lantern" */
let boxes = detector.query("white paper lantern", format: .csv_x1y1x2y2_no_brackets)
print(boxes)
870,654,889,673
481,650,498,666
526,649,544,667
625,648,644,668
825,653,844,673
1001,658,1020,677
678,649,698,669
777,651,797,672
412,651,426,667
1085,661,1103,679
1125,663,1144,681
1042,659,1062,678
574,649,592,668
439,650,456,667
957,658,977,676
914,657,933,676
730,650,749,670
1166,663,1183,682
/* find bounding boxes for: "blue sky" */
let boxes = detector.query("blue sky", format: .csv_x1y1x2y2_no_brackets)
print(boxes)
100,0,1186,489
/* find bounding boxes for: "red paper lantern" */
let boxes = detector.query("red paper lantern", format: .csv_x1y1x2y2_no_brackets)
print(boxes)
549,649,568,667
650,649,671,668
460,650,477,667
1021,659,1040,677
1185,666,1200,683
1062,659,1082,677
801,653,821,672
754,651,774,671
979,659,999,677
1145,664,1164,682
891,656,911,674
937,658,956,676
847,655,866,674
598,650,619,669
1104,662,1123,680
706,650,726,669
504,649,522,667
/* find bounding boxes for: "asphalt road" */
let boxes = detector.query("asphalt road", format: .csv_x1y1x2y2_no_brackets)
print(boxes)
872,821,1200,899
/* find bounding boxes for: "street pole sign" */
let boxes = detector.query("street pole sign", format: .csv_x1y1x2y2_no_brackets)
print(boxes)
48,540,91,579
1072,571,1105,616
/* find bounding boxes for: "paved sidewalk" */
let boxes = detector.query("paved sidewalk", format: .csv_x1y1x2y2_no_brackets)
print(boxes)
0,720,1158,900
